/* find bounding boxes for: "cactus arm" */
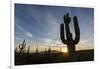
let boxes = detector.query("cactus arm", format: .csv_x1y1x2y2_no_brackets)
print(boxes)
64,13,72,41
73,16,80,44
19,44,21,49
19,40,26,53
21,40,25,47
60,23,68,44
19,44,23,50
64,13,71,24
65,21,73,41
23,39,25,44
21,39,26,49
23,44,26,48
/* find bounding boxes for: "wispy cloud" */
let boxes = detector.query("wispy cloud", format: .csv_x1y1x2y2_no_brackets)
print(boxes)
26,32,33,38
17,24,33,38
39,38,66,47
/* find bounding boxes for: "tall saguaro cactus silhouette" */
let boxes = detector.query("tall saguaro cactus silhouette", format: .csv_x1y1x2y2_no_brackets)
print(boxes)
60,13,80,60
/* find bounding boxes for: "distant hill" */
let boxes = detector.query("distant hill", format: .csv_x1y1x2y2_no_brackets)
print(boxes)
76,49,94,61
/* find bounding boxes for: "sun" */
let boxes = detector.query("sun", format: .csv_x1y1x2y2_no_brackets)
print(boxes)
61,48,68,53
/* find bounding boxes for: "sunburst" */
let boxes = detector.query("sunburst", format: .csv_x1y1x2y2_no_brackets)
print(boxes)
61,47,68,53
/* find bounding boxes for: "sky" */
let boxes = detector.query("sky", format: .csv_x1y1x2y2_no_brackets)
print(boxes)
15,4,94,52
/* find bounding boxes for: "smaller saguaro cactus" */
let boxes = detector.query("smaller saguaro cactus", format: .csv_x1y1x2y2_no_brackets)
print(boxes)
45,48,47,55
36,44,39,54
48,46,51,54
15,47,18,53
19,39,26,53
27,46,30,54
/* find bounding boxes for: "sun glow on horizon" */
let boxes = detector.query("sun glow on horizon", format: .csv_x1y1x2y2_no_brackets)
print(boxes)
61,47,68,53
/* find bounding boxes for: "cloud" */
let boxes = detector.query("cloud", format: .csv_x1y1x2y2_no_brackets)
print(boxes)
15,37,22,41
40,38,52,43
17,24,33,38
17,24,25,32
79,40,89,43
40,38,66,47
26,32,33,38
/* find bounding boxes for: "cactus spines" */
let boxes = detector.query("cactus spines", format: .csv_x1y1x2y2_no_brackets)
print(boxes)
60,13,80,60
19,39,26,53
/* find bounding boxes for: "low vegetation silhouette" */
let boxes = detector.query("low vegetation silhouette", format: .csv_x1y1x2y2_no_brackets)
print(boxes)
15,40,94,65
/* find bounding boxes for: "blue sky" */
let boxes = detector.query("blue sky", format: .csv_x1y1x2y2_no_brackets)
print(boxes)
15,4,94,51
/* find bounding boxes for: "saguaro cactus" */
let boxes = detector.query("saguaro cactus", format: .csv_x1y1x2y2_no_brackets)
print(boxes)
15,47,18,53
27,46,30,54
45,48,47,55
48,46,51,54
36,44,39,54
19,39,26,53
60,13,80,60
